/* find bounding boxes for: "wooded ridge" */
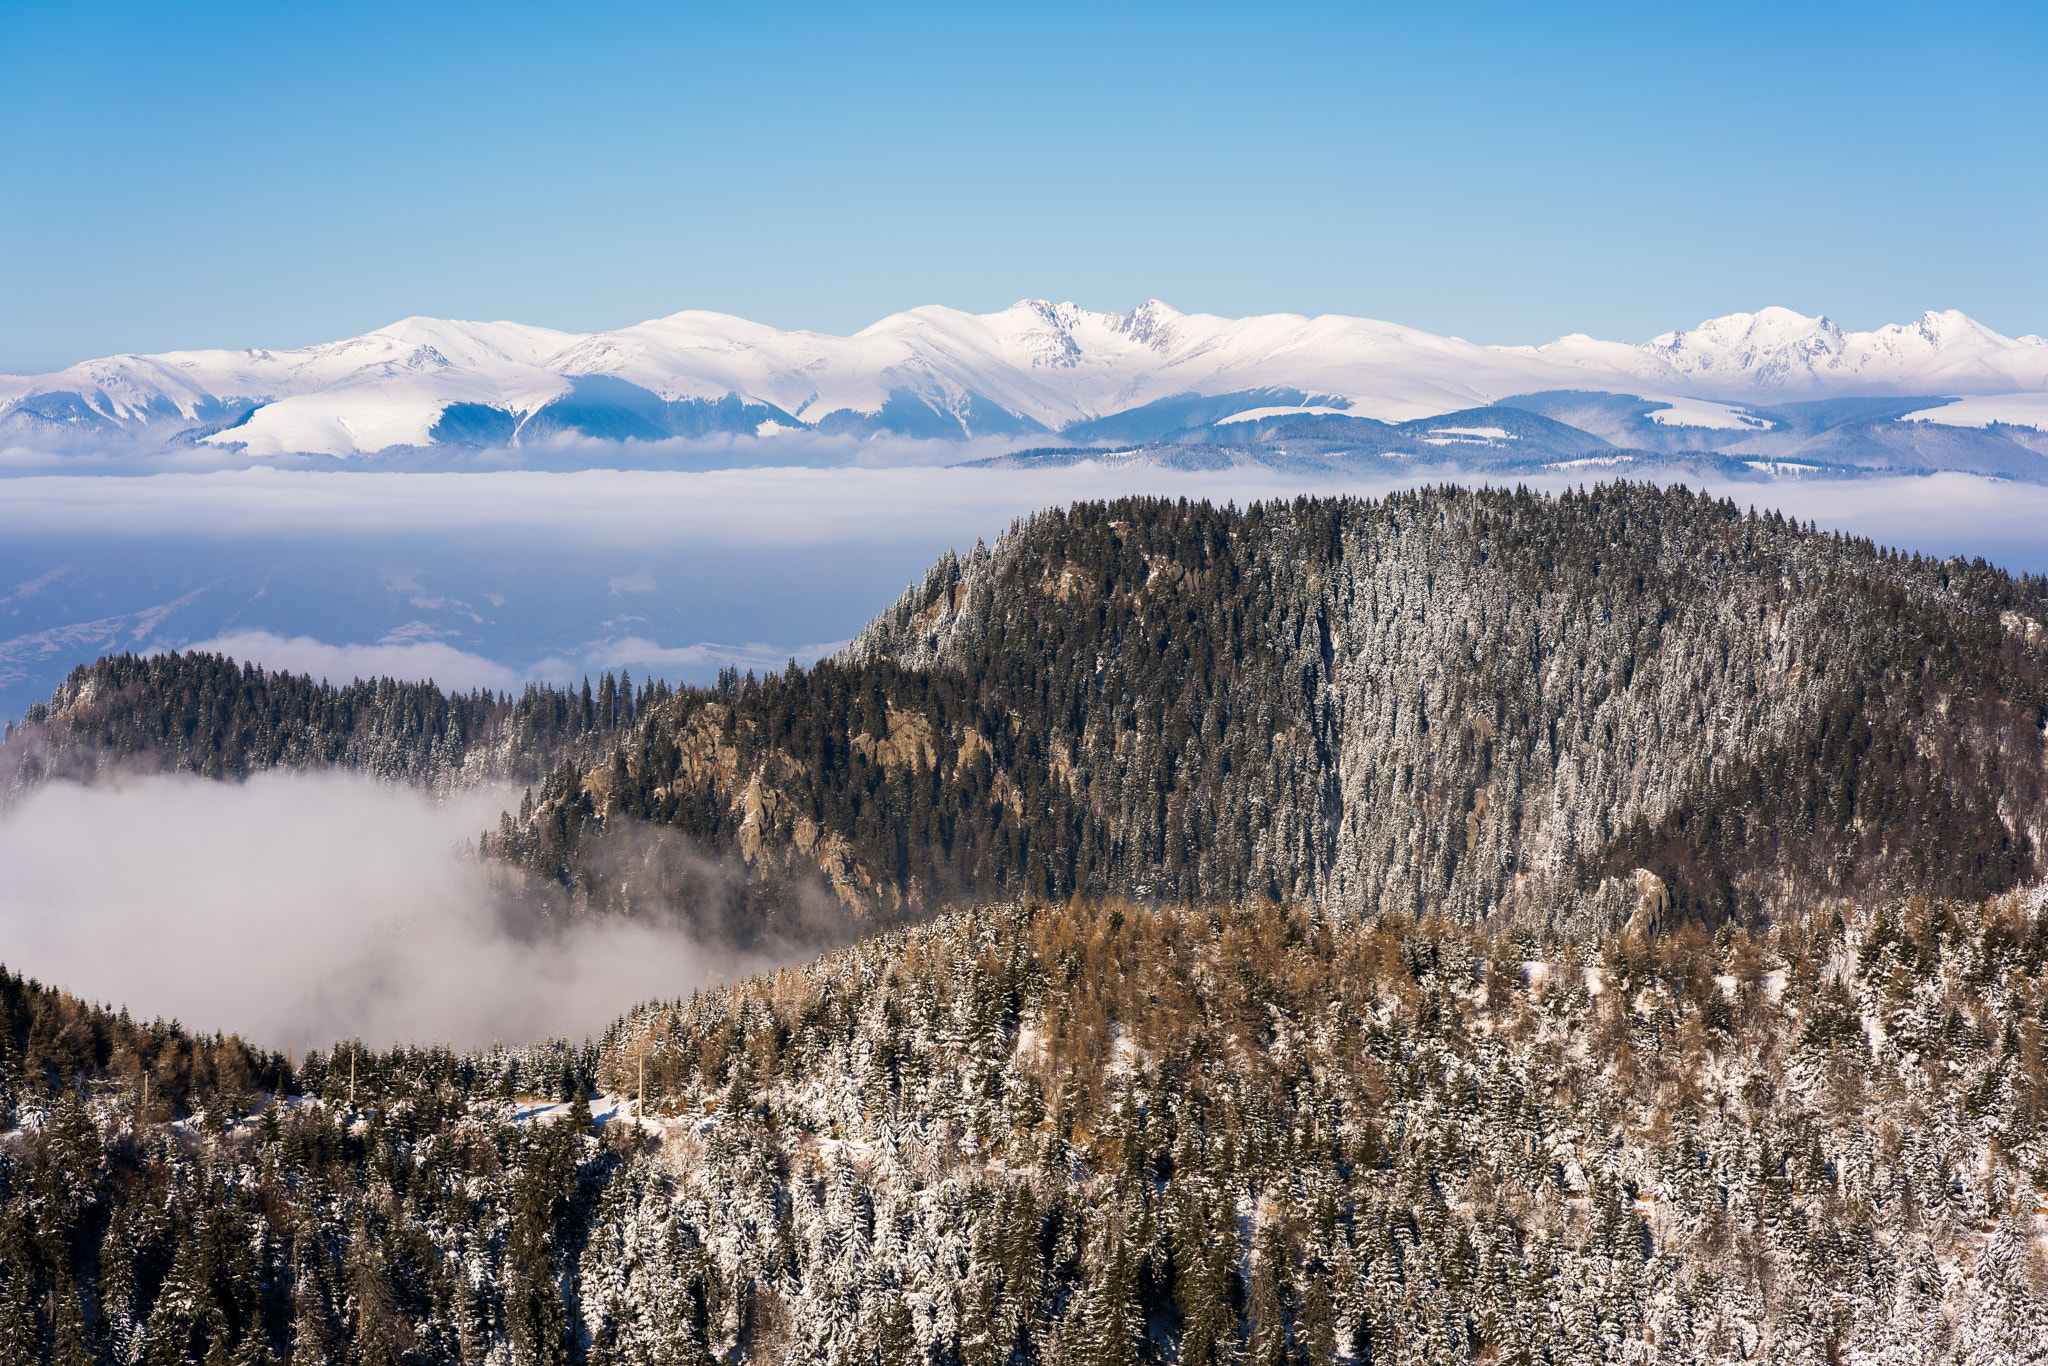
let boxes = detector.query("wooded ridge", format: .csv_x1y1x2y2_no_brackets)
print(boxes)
3,891,2046,1364
10,484,2044,944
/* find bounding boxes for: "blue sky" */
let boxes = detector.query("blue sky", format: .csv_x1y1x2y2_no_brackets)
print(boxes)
3,0,2044,373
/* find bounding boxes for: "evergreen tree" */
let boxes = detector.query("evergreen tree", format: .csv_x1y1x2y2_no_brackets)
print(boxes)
1175,1198,1239,1366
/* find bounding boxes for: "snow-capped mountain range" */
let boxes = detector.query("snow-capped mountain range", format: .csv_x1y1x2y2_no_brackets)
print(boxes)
3,300,2046,460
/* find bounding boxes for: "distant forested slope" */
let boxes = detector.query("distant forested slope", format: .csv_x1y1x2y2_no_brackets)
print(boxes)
3,653,655,791
8,485,2047,941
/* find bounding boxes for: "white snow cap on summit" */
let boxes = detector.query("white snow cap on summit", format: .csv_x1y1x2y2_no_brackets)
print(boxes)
1628,307,2048,395
366,317,584,371
5,301,2046,456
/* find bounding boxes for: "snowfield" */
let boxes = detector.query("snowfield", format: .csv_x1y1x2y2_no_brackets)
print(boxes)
1644,396,1773,429
1899,392,2048,431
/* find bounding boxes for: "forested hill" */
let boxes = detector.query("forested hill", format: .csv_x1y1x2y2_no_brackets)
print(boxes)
493,484,2048,934
6,892,2047,1364
3,654,663,792
8,484,2048,940
0,966,289,1129
6,484,2048,1365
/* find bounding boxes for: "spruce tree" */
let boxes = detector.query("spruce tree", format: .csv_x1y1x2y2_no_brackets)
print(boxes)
1246,1219,1287,1366
878,1297,917,1366
0,1251,36,1366
1175,1198,1238,1366
48,1281,93,1366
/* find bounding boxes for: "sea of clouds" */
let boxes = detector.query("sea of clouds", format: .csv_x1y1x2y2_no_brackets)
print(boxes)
5,461,2044,715
0,770,786,1053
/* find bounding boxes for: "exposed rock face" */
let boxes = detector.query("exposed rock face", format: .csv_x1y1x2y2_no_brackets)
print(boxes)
1591,867,1673,937
849,707,937,772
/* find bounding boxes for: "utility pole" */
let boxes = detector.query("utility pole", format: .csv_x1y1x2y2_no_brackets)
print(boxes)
349,1051,356,1109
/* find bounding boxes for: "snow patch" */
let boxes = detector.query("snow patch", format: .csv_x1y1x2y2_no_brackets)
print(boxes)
1899,392,2048,431
1645,397,1773,430
1546,455,1640,469
1212,405,1359,425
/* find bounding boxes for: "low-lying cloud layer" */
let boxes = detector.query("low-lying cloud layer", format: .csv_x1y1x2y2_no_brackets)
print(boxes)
6,463,2046,721
170,631,853,696
2,465,2046,567
175,632,529,694
0,429,1049,479
0,772,779,1053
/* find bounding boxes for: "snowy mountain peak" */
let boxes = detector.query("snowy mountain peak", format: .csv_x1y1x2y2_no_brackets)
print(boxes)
364,316,584,370
5,300,2046,458
1632,306,2047,394
1645,308,1845,380
1882,307,2042,352
1114,299,1185,348
969,300,1191,370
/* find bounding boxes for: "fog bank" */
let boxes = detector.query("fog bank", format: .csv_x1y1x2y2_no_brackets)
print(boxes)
2,466,2045,568
0,772,780,1053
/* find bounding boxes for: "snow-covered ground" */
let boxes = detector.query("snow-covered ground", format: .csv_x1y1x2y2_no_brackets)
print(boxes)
1211,404,1361,425
1644,396,1773,429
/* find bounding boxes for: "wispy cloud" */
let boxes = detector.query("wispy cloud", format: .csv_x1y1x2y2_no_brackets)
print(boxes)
171,629,852,693
607,567,656,595
0,772,782,1052
178,631,527,693
0,428,1048,477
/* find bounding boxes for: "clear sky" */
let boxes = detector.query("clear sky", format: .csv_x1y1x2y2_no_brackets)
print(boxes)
3,0,2043,374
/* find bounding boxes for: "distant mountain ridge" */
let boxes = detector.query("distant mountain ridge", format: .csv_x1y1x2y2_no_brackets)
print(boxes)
3,300,2046,464
977,394,2048,483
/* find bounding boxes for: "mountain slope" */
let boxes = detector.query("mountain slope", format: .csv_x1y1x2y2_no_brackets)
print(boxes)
5,490,2048,1363
14,486,2046,940
827,486,2047,927
3,892,2044,1365
6,302,2046,460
